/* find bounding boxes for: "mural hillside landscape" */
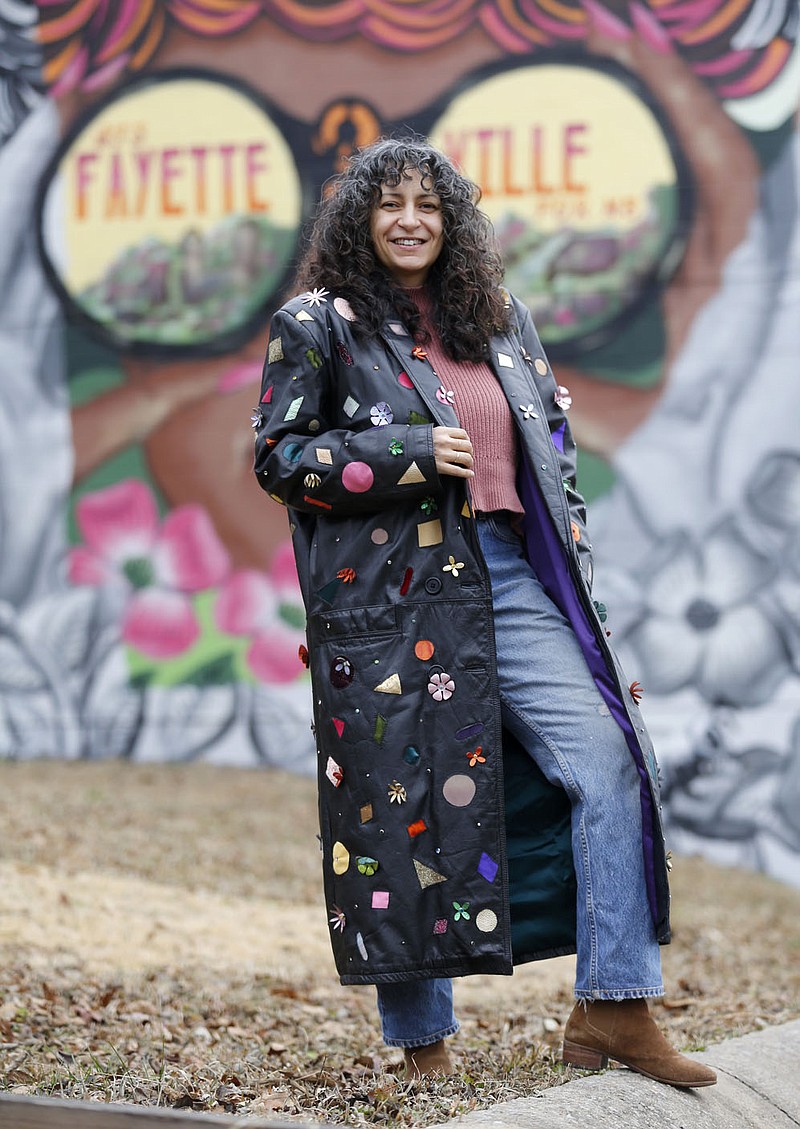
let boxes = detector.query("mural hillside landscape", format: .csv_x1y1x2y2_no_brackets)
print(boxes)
427,60,689,356
497,181,676,347
0,0,795,892
79,215,297,348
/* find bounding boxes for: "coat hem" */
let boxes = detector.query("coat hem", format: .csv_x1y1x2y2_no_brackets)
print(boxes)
338,953,513,985
511,943,577,966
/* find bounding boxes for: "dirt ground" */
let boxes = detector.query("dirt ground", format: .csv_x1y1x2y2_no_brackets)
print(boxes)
1,760,799,1124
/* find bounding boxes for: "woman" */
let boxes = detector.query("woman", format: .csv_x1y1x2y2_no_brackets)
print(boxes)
252,138,716,1089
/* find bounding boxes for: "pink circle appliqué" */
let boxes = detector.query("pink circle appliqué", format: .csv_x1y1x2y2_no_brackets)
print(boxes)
334,297,357,321
342,461,374,493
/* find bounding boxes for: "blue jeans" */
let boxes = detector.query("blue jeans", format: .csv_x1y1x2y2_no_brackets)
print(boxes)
376,513,663,1047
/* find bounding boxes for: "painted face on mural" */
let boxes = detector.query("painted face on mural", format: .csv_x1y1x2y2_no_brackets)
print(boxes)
370,167,444,287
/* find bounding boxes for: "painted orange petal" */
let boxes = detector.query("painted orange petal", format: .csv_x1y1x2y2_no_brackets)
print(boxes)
37,0,102,45
42,38,82,84
168,0,261,35
131,6,166,69
679,0,751,46
718,39,792,99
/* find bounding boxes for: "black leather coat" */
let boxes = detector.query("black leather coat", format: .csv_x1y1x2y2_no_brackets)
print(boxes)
254,287,670,985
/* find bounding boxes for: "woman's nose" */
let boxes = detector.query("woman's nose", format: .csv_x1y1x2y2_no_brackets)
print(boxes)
398,204,419,228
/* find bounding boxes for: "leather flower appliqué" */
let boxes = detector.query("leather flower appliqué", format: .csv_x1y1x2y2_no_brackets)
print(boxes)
330,655,354,688
387,781,407,804
593,600,608,623
329,906,346,932
428,672,455,701
555,385,573,411
370,402,394,426
301,287,329,306
442,556,464,578
466,747,486,766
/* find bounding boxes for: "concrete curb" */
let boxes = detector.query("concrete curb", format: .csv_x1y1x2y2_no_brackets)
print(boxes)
426,1020,800,1129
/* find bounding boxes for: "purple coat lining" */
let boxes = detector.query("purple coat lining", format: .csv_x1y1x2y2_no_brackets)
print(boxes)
516,458,659,923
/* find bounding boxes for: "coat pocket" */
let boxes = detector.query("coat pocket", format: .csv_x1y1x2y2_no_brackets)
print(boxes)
308,604,400,645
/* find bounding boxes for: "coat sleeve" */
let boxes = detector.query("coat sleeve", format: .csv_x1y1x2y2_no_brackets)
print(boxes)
253,305,441,516
512,297,594,590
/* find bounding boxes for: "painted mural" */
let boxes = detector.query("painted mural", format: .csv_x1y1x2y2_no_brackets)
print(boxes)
1,0,798,886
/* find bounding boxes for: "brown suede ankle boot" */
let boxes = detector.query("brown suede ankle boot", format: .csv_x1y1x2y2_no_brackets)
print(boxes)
563,999,717,1088
403,1039,455,1080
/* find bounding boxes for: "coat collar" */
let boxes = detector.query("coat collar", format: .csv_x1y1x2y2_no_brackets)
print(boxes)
379,314,544,429
380,320,460,429
485,325,546,421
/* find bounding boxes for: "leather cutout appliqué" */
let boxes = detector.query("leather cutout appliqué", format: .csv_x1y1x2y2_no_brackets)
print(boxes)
334,296,356,321
476,909,498,932
332,841,350,874
417,518,443,547
342,462,374,493
414,860,448,889
398,461,426,485
478,853,498,882
374,673,402,695
283,396,304,422
301,287,328,306
370,402,394,426
326,756,344,787
442,774,476,807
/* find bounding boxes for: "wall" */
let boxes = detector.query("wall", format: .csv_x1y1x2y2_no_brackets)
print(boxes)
1,0,798,886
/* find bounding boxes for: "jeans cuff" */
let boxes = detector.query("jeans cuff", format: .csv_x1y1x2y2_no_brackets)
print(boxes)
574,986,664,1001
382,1020,460,1049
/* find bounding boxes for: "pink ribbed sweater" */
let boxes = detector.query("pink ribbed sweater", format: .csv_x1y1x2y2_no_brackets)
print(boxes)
410,290,523,515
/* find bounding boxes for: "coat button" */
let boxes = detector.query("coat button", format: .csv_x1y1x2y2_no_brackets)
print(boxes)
425,576,443,595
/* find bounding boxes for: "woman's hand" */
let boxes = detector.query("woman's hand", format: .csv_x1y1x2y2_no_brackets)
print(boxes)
433,426,474,478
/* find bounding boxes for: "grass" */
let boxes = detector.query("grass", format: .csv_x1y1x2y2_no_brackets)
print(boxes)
1,760,799,1123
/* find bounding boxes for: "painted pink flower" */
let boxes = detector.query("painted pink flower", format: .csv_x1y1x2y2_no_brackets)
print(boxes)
69,480,230,659
214,542,306,684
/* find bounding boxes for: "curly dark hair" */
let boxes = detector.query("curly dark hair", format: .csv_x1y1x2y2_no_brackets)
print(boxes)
294,137,511,360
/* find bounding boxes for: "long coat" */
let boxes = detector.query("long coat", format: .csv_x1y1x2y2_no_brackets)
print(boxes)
253,286,671,985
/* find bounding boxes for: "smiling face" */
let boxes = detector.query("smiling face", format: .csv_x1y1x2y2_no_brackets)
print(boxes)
370,167,444,288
